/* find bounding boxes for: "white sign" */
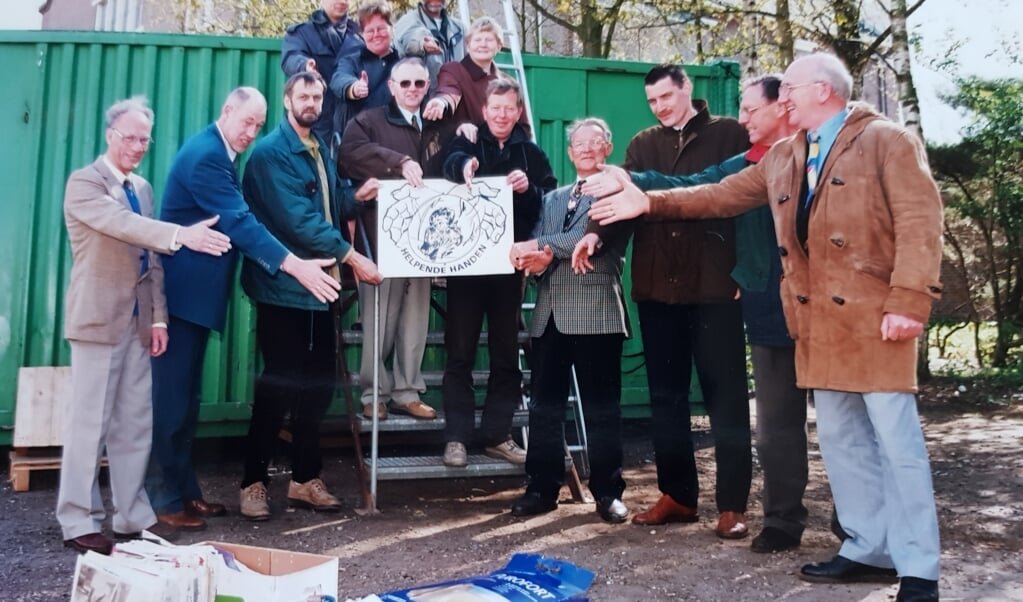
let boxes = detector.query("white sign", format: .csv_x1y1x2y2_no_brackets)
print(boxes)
376,177,515,278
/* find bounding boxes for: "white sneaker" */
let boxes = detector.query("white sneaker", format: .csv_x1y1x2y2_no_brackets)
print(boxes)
240,482,271,521
485,439,527,464
443,442,467,467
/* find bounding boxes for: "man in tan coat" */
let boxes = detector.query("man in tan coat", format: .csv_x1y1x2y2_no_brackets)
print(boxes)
585,53,942,602
58,97,230,554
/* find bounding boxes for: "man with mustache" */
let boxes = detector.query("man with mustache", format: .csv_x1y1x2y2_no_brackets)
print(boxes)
600,63,753,539
236,72,381,520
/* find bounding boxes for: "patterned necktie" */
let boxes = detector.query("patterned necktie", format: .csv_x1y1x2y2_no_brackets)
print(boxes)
122,179,149,275
564,180,585,231
805,131,821,207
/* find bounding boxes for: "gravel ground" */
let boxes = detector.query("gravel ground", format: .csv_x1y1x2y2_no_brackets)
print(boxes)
2,378,1020,601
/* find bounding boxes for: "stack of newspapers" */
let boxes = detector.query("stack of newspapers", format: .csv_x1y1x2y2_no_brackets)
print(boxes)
70,538,238,602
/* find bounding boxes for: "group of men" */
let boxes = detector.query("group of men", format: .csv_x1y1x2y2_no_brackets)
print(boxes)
56,0,541,553
53,0,942,597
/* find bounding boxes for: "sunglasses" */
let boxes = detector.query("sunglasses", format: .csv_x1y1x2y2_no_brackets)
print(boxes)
395,79,428,89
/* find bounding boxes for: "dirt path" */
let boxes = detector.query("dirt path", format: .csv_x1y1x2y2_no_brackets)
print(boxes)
2,378,1020,601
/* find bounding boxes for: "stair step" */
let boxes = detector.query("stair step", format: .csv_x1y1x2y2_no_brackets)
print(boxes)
349,370,531,388
341,330,530,345
357,408,529,432
363,453,526,480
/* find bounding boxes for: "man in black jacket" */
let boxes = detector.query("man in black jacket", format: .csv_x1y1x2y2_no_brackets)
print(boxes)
439,79,557,468
281,0,362,142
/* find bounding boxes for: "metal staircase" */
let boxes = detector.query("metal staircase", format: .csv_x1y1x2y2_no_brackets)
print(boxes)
340,0,588,513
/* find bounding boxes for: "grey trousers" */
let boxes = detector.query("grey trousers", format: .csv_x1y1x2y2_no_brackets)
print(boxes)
57,320,157,539
359,277,431,407
815,389,941,580
751,344,809,538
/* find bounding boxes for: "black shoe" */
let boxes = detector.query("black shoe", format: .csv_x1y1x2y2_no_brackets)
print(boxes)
896,577,939,602
750,527,800,553
596,497,629,524
800,555,899,584
510,491,557,517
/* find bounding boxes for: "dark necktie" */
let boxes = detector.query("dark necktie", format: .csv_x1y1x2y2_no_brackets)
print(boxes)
411,114,421,133
122,180,149,275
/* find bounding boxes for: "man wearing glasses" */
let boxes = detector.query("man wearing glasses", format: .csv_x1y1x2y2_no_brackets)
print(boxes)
58,97,230,554
506,118,631,524
588,52,942,602
339,57,450,421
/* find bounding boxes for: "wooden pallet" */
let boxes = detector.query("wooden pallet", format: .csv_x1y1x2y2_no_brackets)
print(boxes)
8,447,108,492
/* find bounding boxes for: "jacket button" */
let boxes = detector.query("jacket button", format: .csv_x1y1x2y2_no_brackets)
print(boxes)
671,231,680,238
832,296,846,305
797,295,808,304
777,194,790,204
928,285,943,293
830,237,845,247
778,246,788,256
831,177,845,185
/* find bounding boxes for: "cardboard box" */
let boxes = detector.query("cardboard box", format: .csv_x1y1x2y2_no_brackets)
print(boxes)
206,541,338,602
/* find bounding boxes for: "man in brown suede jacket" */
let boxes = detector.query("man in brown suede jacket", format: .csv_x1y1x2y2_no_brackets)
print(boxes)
588,53,942,602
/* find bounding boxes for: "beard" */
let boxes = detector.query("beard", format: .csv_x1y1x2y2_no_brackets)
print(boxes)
293,108,320,128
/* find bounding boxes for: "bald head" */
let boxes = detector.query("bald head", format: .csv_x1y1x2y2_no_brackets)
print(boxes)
217,87,267,153
779,53,852,131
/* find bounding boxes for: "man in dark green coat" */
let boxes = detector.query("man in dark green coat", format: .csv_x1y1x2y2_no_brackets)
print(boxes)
237,72,381,520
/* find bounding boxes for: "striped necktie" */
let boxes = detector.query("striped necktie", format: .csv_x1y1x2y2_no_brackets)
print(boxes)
805,131,821,207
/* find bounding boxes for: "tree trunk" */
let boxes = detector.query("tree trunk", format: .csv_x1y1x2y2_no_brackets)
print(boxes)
890,0,924,139
579,0,603,57
775,0,793,66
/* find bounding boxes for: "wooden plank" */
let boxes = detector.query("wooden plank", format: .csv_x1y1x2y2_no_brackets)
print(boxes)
14,366,72,447
8,449,108,493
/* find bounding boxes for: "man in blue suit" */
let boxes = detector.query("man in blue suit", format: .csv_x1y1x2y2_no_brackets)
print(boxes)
146,87,345,532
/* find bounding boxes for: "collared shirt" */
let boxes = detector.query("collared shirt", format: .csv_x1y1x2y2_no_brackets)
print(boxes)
395,104,422,129
810,107,849,171
102,155,131,185
101,155,171,328
214,123,238,162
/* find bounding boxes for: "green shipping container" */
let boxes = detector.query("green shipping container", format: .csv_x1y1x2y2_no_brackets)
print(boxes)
0,30,740,443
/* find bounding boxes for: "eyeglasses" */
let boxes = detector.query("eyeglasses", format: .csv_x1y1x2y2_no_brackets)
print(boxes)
570,139,607,151
362,26,390,37
780,81,822,93
111,128,152,147
395,79,428,89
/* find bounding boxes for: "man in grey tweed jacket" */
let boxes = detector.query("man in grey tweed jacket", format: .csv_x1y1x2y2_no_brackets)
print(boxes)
507,118,632,523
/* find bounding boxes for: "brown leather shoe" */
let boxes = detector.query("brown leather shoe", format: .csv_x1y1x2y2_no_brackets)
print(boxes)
632,494,699,525
362,403,388,420
64,532,113,555
185,498,227,518
389,400,437,419
716,511,749,539
157,510,207,532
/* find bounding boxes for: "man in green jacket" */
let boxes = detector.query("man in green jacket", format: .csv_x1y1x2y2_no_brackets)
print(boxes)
237,71,381,520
